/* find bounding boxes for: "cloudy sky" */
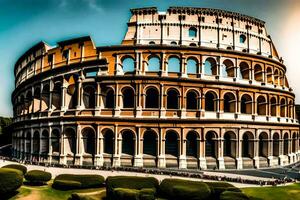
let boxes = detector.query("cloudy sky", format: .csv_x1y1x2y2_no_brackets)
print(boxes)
0,0,300,117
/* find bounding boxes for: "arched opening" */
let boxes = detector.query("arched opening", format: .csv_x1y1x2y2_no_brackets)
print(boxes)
167,89,179,109
292,133,296,153
122,57,135,73
165,131,179,157
143,130,157,156
224,93,236,113
41,85,50,111
280,71,284,86
168,56,181,73
257,96,267,115
224,132,236,157
205,131,217,158
67,80,77,109
239,62,250,80
145,87,159,108
273,133,279,157
83,86,96,109
25,91,33,114
280,98,286,117
283,133,289,155
52,82,62,110
289,100,294,118
266,68,273,84
105,89,115,109
254,64,263,82
170,41,177,45
274,69,279,85
270,97,277,116
187,58,198,74
240,34,246,43
222,59,235,78
41,130,49,156
188,27,197,37
33,87,41,113
82,128,95,155
242,132,254,158
148,56,160,72
186,90,198,110
241,94,252,114
204,58,217,76
186,131,198,158
122,130,135,156
25,132,31,159
122,87,135,108
205,91,217,112
103,129,114,154
259,132,268,157
51,129,60,156
32,131,40,161
64,128,76,165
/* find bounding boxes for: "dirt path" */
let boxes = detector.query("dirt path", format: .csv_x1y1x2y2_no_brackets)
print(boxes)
17,190,40,200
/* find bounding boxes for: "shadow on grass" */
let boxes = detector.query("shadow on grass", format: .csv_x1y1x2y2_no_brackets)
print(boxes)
1,191,19,200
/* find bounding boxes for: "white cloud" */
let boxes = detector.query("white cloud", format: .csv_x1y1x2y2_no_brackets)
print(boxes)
58,0,103,12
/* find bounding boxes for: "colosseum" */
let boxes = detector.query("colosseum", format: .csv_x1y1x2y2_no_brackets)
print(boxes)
11,7,300,170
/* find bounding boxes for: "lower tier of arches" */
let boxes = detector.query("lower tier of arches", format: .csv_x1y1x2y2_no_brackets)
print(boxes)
11,121,300,170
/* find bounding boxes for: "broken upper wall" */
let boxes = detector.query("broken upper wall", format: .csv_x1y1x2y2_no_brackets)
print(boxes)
122,7,280,61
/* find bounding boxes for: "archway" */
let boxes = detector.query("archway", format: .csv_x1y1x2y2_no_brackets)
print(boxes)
254,64,263,82
64,128,76,165
143,130,157,167
257,96,267,115
239,62,250,80
82,127,96,165
205,91,217,112
145,88,159,108
83,86,96,109
105,89,115,109
204,58,217,76
224,93,236,113
205,131,217,158
270,97,277,116
273,133,280,157
242,132,254,158
32,131,40,162
259,132,268,157
167,89,179,109
186,90,198,110
283,133,289,155
122,87,135,108
241,94,252,114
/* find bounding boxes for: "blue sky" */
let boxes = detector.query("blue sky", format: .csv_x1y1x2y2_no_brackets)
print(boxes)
0,0,300,117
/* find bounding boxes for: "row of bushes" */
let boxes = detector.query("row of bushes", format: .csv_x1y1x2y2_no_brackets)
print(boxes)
106,176,249,200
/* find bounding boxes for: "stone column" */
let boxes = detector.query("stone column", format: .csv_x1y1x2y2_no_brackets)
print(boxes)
114,84,121,117
59,126,66,165
157,128,166,168
61,81,68,112
134,127,143,167
160,84,166,118
95,125,104,167
181,55,187,78
181,86,186,119
95,82,102,115
75,125,83,165
218,136,225,170
136,83,142,117
113,125,121,167
179,128,187,169
199,128,207,169
236,129,243,169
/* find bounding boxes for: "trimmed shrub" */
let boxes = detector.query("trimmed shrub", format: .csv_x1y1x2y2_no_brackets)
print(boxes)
25,170,52,185
159,179,211,200
52,180,82,190
0,168,23,195
2,164,27,175
220,191,249,200
114,188,140,200
205,182,240,200
53,174,104,190
106,176,159,200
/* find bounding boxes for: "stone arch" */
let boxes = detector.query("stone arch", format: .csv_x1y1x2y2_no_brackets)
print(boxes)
188,27,197,37
223,131,236,157
122,87,135,108
83,85,96,109
288,100,294,118
204,57,217,76
241,94,252,114
121,129,136,156
105,87,115,109
147,55,161,72
223,92,236,113
242,131,254,158
102,128,114,155
222,59,235,77
186,57,198,74
81,127,96,155
165,130,179,157
41,130,49,155
52,82,62,110
51,129,60,155
283,132,289,155
186,89,199,110
145,87,159,108
41,84,50,111
259,132,268,157
143,130,158,157
292,132,297,153
25,131,31,158
121,56,135,73
270,97,277,116
167,88,180,109
266,67,273,84
280,98,286,117
273,132,280,157
32,131,40,161
168,56,181,73
254,64,263,82
64,127,76,165
205,91,217,112
257,95,267,115
274,69,279,85
186,131,199,158
239,62,250,80
33,87,41,113
205,131,218,158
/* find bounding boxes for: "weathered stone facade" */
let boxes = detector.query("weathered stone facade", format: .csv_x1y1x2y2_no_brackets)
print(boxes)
11,7,299,169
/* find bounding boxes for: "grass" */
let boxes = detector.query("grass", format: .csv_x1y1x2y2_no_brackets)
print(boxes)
242,183,300,200
7,181,106,200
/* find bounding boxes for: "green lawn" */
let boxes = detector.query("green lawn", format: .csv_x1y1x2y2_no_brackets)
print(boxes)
242,183,300,200
8,182,106,200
